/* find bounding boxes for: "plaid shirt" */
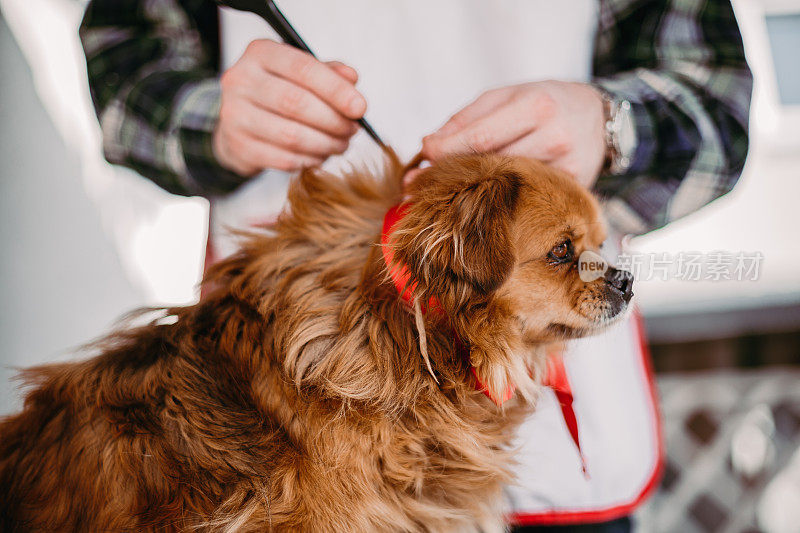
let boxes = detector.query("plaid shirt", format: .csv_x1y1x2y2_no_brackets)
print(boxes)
79,0,752,235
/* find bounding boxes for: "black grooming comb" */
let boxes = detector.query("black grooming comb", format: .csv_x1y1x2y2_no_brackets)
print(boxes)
214,0,385,148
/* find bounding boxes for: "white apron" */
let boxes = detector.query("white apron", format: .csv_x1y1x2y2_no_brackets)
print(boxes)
213,1,662,524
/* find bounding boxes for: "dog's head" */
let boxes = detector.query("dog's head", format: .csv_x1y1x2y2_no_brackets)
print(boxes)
390,153,632,398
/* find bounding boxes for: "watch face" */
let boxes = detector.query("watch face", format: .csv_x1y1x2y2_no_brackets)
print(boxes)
615,100,636,172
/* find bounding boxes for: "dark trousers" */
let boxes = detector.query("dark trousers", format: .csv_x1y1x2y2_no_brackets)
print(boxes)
512,516,633,533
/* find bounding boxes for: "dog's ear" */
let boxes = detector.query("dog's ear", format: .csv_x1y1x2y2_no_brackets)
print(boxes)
391,155,523,301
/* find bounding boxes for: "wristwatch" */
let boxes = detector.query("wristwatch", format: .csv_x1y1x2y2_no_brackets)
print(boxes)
600,91,635,175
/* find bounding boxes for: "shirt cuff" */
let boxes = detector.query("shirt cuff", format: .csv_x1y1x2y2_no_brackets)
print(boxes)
171,78,252,196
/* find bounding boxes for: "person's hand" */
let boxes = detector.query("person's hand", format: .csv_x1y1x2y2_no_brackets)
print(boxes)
421,81,606,188
213,39,367,176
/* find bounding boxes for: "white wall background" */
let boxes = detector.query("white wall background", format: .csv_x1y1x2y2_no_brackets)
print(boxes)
0,0,208,415
0,14,145,414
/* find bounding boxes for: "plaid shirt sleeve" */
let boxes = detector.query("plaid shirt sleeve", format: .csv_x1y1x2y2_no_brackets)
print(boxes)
592,0,753,235
79,0,247,196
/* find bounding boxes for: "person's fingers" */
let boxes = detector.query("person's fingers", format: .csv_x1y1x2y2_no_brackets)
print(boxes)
502,131,595,188
232,133,326,172
431,89,510,139
500,127,572,162
402,167,425,188
248,40,367,119
422,101,537,160
549,155,593,187
233,102,350,156
240,69,358,138
325,61,359,84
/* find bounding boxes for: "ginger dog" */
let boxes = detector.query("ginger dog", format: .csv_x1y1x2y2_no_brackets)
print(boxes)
0,153,632,532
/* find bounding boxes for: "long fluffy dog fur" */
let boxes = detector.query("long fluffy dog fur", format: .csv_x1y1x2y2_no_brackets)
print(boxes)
0,153,616,532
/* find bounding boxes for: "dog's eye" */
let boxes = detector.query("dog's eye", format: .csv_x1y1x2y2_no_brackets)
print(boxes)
548,240,573,264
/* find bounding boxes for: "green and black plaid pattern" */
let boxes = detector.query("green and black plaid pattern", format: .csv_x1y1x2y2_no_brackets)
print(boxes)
593,0,753,234
80,0,246,196
79,0,752,236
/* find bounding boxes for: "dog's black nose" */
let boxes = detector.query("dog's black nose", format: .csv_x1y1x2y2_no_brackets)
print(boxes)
604,267,633,302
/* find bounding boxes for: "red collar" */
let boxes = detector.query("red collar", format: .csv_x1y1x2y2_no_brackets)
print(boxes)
381,203,515,405
380,203,438,313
